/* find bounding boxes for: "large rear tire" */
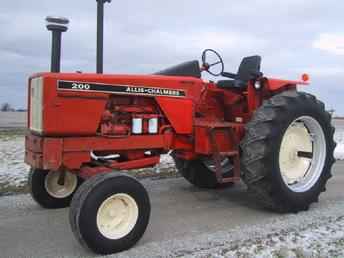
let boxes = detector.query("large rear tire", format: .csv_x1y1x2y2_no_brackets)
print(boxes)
69,173,150,254
241,91,336,213
173,155,234,189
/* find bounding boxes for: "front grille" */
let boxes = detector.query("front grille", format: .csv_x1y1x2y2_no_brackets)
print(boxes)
29,77,43,132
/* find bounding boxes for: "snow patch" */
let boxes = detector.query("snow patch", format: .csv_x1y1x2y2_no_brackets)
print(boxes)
0,136,29,189
182,218,344,257
334,131,344,160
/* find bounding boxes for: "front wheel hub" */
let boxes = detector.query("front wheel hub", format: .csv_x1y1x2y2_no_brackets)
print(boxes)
44,171,78,198
96,193,139,240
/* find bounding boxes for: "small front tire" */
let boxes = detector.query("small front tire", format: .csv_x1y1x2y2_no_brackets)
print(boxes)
69,173,150,255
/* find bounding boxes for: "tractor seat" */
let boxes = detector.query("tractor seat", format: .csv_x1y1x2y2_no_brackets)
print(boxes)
217,55,262,90
217,79,245,89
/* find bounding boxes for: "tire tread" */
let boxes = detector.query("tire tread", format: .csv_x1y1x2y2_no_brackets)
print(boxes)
240,91,336,213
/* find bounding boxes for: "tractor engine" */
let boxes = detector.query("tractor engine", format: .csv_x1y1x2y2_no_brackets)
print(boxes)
99,96,163,136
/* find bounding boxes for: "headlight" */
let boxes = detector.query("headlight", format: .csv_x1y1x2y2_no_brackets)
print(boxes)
254,80,262,89
30,77,43,132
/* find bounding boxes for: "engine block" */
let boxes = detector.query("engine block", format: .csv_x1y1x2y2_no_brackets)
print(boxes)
99,95,164,136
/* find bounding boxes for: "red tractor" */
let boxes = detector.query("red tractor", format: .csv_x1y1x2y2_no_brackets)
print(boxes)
25,3,335,255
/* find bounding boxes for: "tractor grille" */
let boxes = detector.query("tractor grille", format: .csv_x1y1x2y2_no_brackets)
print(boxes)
30,77,43,132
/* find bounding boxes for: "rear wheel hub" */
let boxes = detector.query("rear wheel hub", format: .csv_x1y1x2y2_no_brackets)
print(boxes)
279,116,326,192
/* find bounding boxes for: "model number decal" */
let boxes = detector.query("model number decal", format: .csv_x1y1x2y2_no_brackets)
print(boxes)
71,83,90,90
57,80,186,97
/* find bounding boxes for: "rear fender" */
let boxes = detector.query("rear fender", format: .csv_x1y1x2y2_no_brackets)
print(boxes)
265,78,309,91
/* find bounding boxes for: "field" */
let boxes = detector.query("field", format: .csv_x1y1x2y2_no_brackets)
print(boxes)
0,112,26,129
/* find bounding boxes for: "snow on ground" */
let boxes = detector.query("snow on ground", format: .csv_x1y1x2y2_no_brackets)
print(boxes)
0,134,29,192
169,202,344,258
334,130,344,160
187,216,344,257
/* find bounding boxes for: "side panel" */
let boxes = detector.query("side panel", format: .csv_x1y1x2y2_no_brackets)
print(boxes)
42,77,107,135
34,73,201,136
156,97,193,134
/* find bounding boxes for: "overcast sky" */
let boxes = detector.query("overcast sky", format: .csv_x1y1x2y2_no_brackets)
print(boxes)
1,0,343,113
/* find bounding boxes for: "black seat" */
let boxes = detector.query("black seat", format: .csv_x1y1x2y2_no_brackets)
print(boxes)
217,55,262,89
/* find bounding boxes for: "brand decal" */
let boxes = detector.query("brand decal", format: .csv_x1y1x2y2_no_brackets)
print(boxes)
57,80,186,97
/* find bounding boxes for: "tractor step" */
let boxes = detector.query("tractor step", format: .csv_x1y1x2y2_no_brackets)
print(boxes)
207,124,241,184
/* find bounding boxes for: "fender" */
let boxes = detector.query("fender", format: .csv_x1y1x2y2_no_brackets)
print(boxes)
265,77,309,91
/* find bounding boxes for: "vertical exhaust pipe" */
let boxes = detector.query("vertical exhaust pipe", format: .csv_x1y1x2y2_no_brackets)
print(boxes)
96,0,111,74
46,16,69,73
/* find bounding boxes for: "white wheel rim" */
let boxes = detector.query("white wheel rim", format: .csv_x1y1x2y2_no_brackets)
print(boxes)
96,193,139,240
279,116,326,192
44,171,78,198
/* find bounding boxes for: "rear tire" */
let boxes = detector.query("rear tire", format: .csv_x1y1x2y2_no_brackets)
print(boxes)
173,155,234,189
29,169,82,209
241,91,336,213
69,173,150,255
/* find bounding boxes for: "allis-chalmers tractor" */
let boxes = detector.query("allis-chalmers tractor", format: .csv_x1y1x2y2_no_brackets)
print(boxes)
25,1,335,255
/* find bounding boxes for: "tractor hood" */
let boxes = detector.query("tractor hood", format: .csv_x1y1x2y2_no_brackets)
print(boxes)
154,60,201,78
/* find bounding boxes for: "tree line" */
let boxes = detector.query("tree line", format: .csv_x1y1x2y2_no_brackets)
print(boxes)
0,103,26,112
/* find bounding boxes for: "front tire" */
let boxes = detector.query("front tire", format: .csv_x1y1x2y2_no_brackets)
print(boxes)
29,169,81,209
69,173,150,255
241,91,336,213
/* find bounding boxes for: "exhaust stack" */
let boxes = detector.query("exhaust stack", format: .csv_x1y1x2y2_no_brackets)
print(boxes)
46,16,69,73
96,0,111,74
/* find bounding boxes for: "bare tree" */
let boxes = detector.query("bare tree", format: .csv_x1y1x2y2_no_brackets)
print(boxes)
0,103,13,112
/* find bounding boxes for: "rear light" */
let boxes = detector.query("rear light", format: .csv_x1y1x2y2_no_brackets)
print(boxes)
302,73,310,82
30,77,43,133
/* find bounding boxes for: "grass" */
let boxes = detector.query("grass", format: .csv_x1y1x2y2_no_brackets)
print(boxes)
0,128,26,139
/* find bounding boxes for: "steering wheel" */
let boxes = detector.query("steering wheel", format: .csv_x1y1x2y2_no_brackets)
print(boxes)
201,49,224,76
